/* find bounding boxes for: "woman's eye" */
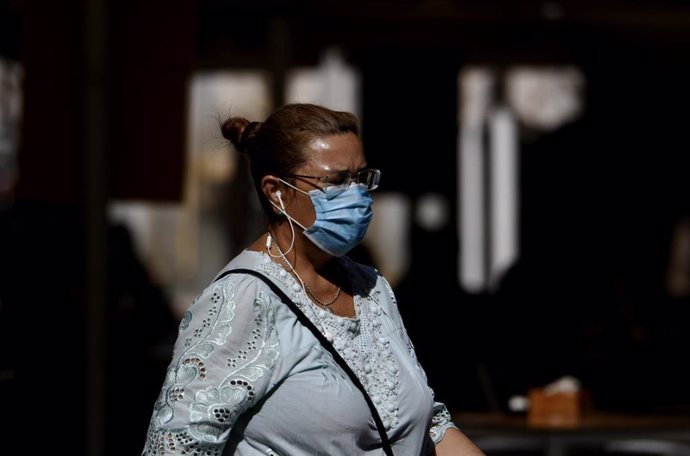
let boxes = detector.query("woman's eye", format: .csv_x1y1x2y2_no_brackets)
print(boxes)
327,172,350,186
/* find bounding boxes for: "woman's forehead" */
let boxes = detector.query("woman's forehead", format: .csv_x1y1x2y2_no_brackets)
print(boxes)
302,133,365,172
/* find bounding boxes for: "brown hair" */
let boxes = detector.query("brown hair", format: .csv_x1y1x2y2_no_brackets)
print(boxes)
221,103,360,221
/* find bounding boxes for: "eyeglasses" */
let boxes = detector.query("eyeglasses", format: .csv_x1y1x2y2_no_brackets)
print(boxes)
283,168,381,196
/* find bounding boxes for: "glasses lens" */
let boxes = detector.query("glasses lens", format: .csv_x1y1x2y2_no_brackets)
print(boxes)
357,169,380,191
322,169,381,198
324,171,352,187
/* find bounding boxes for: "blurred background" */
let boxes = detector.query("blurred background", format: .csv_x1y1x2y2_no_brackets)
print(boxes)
1,0,690,455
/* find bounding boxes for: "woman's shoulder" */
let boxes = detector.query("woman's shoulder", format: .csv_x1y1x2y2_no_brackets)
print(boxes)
207,249,305,306
212,249,268,281
183,250,278,314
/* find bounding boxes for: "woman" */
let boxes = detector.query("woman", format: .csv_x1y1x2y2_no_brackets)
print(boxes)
142,103,484,456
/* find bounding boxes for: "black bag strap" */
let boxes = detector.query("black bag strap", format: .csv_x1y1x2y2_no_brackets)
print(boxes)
215,268,394,456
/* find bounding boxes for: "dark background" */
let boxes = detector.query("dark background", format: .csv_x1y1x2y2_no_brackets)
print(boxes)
1,1,690,455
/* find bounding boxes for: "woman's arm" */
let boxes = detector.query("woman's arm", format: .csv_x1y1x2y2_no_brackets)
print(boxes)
142,275,280,455
433,426,486,456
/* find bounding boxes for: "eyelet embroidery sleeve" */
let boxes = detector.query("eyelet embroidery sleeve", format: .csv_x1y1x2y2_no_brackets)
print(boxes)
142,275,280,456
429,402,459,444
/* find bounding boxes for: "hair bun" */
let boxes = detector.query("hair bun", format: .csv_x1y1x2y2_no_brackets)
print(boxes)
221,117,249,148
221,117,263,154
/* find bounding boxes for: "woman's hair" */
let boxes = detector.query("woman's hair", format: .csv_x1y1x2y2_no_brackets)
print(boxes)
221,103,360,221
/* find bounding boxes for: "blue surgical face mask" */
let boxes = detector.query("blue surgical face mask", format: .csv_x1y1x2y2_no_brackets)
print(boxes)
273,180,373,257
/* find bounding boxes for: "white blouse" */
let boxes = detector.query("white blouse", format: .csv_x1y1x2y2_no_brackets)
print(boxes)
142,250,458,455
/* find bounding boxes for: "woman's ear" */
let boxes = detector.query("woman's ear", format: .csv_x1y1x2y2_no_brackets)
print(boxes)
261,176,284,213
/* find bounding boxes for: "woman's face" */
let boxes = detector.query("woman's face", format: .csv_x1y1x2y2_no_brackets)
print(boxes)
286,132,367,226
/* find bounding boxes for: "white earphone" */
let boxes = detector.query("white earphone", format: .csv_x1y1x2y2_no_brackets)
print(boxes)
268,187,297,257
275,190,285,212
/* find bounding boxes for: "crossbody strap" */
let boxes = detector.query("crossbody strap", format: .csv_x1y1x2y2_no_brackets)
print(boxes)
215,268,394,456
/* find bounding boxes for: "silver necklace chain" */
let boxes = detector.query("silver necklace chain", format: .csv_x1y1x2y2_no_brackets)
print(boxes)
267,233,342,308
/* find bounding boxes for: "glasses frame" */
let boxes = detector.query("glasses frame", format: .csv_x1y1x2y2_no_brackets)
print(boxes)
282,168,381,194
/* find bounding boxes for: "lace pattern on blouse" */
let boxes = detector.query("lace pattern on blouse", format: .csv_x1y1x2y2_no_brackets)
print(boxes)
255,253,402,430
